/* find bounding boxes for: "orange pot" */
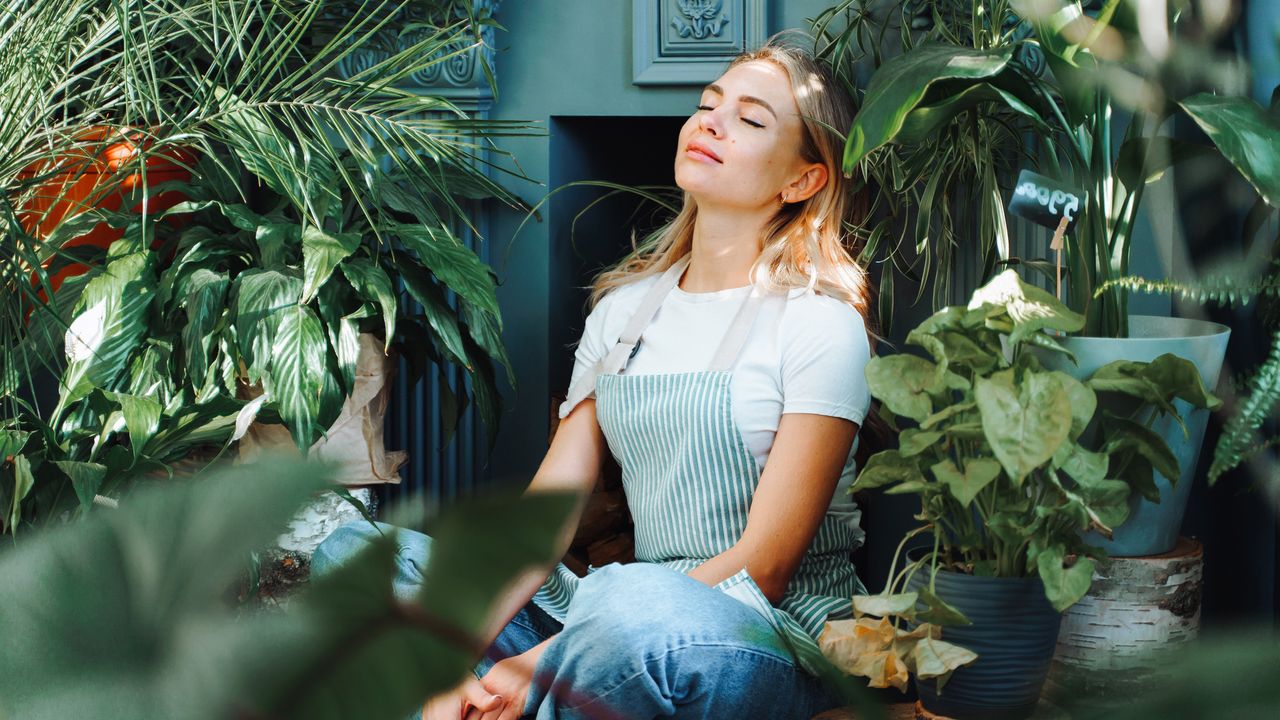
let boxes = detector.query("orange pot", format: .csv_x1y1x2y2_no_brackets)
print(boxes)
17,126,197,295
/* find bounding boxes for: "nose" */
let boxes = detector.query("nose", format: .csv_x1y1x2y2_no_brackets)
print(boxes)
697,105,722,137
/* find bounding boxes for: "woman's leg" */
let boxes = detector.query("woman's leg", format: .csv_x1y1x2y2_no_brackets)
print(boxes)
522,562,840,720
310,521,565,711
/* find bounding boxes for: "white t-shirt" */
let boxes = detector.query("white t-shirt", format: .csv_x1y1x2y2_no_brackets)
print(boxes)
557,273,872,543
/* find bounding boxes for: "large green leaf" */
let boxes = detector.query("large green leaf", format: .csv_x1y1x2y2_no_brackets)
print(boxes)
1104,413,1181,483
461,300,515,388
340,258,398,349
270,304,340,452
232,269,303,386
852,450,926,492
393,223,501,319
56,243,158,414
53,460,107,511
897,80,1048,146
1044,371,1096,440
930,457,1002,508
1179,94,1280,208
115,392,162,461
399,262,470,369
844,44,1016,170
865,354,940,422
301,226,362,304
975,370,1072,485
181,269,230,392
6,454,34,533
1035,543,1095,612
968,270,1084,347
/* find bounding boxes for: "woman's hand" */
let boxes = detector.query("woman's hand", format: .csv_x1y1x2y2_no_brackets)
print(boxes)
463,637,553,720
421,674,504,720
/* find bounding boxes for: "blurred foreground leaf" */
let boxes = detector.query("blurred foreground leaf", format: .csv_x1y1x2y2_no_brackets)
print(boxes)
0,458,576,720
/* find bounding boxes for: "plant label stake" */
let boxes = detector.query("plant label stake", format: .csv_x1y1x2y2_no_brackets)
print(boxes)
1051,215,1069,301
1007,169,1088,301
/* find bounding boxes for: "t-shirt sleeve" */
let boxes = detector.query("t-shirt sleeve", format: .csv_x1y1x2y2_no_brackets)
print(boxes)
779,295,872,425
556,293,616,419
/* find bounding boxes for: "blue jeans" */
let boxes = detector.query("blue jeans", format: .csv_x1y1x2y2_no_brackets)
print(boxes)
311,520,841,719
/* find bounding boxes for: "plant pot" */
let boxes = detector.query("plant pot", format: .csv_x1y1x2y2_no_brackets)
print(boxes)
1042,315,1230,557
17,126,195,294
906,552,1062,720
237,332,408,485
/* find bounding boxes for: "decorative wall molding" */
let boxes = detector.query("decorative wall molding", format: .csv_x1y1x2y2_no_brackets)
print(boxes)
633,0,767,85
336,0,502,113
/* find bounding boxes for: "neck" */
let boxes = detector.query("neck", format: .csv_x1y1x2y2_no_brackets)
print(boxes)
681,202,774,293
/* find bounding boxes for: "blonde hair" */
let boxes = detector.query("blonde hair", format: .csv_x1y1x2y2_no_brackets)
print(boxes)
584,31,875,331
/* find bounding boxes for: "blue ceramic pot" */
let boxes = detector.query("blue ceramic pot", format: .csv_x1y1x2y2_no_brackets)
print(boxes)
906,556,1062,720
1043,315,1230,557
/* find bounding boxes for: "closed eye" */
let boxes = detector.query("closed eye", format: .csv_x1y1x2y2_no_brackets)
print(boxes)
696,105,765,129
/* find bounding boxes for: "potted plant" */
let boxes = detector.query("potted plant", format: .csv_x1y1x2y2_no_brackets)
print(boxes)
838,0,1277,555
818,269,1218,719
1,0,541,536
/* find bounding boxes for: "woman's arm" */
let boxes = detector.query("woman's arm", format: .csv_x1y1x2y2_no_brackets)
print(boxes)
474,398,609,649
686,412,857,604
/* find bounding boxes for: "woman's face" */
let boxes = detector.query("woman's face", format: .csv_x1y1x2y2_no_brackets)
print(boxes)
674,59,813,209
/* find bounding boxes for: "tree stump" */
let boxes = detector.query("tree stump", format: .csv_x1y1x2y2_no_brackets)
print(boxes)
1046,536,1203,705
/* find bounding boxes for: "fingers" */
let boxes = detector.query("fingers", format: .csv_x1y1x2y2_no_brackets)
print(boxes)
462,675,505,715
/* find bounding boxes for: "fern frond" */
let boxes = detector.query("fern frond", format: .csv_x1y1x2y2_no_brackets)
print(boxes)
1094,273,1280,307
1210,331,1280,483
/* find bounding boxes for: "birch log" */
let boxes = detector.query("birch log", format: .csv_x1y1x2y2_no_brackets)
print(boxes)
1047,536,1203,701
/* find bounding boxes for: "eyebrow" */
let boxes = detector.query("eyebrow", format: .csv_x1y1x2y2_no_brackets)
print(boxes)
703,83,778,119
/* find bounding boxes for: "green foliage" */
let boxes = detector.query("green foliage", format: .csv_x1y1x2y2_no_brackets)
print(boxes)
854,270,1220,614
818,0,1280,336
1094,270,1280,483
0,457,578,720
813,0,1049,325
1,0,540,534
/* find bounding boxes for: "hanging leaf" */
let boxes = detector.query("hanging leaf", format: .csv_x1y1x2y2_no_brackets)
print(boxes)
866,354,941,422
232,269,302,386
393,222,501,319
270,304,338,452
1179,94,1280,208
1035,543,1096,612
115,393,162,461
180,269,230,391
399,262,471,370
7,455,35,533
340,258,398,350
910,635,978,692
300,226,362,303
852,451,927,492
53,461,107,511
975,370,1072,485
843,44,1017,169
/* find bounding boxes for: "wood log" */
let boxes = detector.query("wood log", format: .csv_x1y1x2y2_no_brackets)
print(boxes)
1047,535,1203,704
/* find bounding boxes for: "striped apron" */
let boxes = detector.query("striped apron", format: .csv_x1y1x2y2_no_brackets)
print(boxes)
534,254,866,677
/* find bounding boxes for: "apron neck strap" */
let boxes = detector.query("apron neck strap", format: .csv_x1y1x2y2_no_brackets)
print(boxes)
561,255,782,412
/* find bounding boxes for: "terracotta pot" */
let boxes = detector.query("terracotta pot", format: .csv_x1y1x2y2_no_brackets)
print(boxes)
17,126,196,294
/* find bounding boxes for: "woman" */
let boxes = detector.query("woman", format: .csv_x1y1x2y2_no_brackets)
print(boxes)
313,34,875,720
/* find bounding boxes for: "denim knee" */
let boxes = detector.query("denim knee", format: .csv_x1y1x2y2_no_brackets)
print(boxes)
570,562,784,652
312,520,417,578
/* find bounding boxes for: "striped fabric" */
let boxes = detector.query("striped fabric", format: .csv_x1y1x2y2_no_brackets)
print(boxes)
533,258,865,678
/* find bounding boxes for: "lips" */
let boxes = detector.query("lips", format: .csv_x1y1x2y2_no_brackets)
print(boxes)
685,141,722,163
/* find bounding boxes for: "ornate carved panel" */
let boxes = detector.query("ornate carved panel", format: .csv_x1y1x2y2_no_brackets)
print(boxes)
335,0,501,113
633,0,767,85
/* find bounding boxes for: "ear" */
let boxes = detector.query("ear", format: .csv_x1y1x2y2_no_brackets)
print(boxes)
784,162,829,203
